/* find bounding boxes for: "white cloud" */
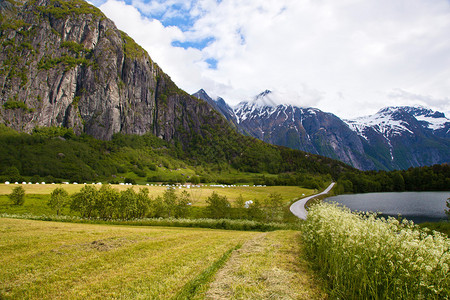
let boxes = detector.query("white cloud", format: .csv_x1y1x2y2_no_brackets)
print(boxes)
97,0,450,118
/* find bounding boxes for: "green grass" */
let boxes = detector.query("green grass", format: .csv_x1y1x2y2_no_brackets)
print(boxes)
0,218,326,299
419,221,450,236
175,244,242,299
0,184,313,207
0,218,256,299
0,194,55,215
1,214,296,231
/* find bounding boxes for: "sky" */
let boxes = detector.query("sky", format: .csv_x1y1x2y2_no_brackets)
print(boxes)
90,0,450,119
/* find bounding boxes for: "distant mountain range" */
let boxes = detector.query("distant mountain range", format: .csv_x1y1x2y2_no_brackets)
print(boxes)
193,89,450,171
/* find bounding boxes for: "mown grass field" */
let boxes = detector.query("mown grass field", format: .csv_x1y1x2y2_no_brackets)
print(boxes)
0,183,313,209
0,218,325,299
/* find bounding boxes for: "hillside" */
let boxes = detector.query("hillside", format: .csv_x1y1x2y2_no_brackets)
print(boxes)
0,0,356,185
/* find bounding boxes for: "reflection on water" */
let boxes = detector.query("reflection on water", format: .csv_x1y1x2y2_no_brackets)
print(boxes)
325,192,450,223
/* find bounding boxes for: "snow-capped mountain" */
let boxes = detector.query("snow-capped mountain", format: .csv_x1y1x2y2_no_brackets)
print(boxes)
232,90,376,170
344,106,450,169
194,90,450,171
345,106,449,139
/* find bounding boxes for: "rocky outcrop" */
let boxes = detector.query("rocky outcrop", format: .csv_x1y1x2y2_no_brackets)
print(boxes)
0,0,223,142
192,89,241,132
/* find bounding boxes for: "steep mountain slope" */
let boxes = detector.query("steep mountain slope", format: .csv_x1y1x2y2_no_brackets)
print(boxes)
345,106,450,170
198,90,449,171
235,92,375,170
192,89,241,131
197,90,375,170
0,0,223,143
0,0,357,183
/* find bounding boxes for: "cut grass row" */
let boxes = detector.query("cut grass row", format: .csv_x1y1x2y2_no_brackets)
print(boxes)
0,218,256,299
0,218,325,299
206,230,327,299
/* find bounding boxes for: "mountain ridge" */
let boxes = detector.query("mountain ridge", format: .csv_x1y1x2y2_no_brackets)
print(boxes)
194,89,450,171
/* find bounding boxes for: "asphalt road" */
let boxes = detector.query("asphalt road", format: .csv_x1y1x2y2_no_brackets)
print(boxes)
289,182,335,220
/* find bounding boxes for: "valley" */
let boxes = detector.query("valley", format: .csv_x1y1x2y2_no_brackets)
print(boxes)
0,0,449,298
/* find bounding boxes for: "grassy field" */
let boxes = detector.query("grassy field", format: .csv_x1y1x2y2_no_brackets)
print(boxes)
206,230,327,299
0,183,313,208
0,218,325,299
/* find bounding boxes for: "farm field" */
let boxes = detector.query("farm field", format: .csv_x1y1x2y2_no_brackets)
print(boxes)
0,218,325,299
0,183,313,208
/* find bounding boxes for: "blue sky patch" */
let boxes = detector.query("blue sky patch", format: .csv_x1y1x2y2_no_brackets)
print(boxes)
172,37,215,50
205,58,218,69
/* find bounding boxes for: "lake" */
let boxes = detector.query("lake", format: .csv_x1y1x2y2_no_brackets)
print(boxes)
325,192,450,223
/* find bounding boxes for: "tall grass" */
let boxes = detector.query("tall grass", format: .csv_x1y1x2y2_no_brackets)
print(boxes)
0,213,299,231
302,202,450,299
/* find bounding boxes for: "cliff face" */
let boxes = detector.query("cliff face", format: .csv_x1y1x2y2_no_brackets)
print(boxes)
0,0,221,141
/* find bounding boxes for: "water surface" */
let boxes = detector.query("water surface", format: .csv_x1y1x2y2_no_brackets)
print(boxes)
325,192,450,223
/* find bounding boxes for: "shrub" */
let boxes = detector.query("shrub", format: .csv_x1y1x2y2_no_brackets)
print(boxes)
48,187,69,215
206,192,231,219
70,185,98,218
9,186,25,206
2,166,22,182
124,177,136,185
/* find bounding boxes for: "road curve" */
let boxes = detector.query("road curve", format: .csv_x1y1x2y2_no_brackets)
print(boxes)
290,182,335,220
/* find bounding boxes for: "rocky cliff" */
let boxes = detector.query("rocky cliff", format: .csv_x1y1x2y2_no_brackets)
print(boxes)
0,0,223,142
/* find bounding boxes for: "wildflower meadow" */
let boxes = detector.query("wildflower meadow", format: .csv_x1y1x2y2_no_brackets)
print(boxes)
303,202,450,299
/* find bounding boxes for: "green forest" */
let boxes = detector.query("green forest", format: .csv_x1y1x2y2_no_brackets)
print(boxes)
0,125,448,194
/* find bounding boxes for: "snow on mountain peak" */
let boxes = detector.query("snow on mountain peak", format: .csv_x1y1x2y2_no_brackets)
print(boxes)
242,89,307,108
251,90,278,108
233,90,312,124
345,106,449,140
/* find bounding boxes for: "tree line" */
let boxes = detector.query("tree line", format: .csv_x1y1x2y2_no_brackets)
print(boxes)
335,164,450,194
43,185,289,222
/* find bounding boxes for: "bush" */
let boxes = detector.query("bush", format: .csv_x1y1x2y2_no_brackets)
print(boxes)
70,185,98,218
9,186,25,205
3,166,22,182
206,192,231,219
124,177,136,185
48,187,69,215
